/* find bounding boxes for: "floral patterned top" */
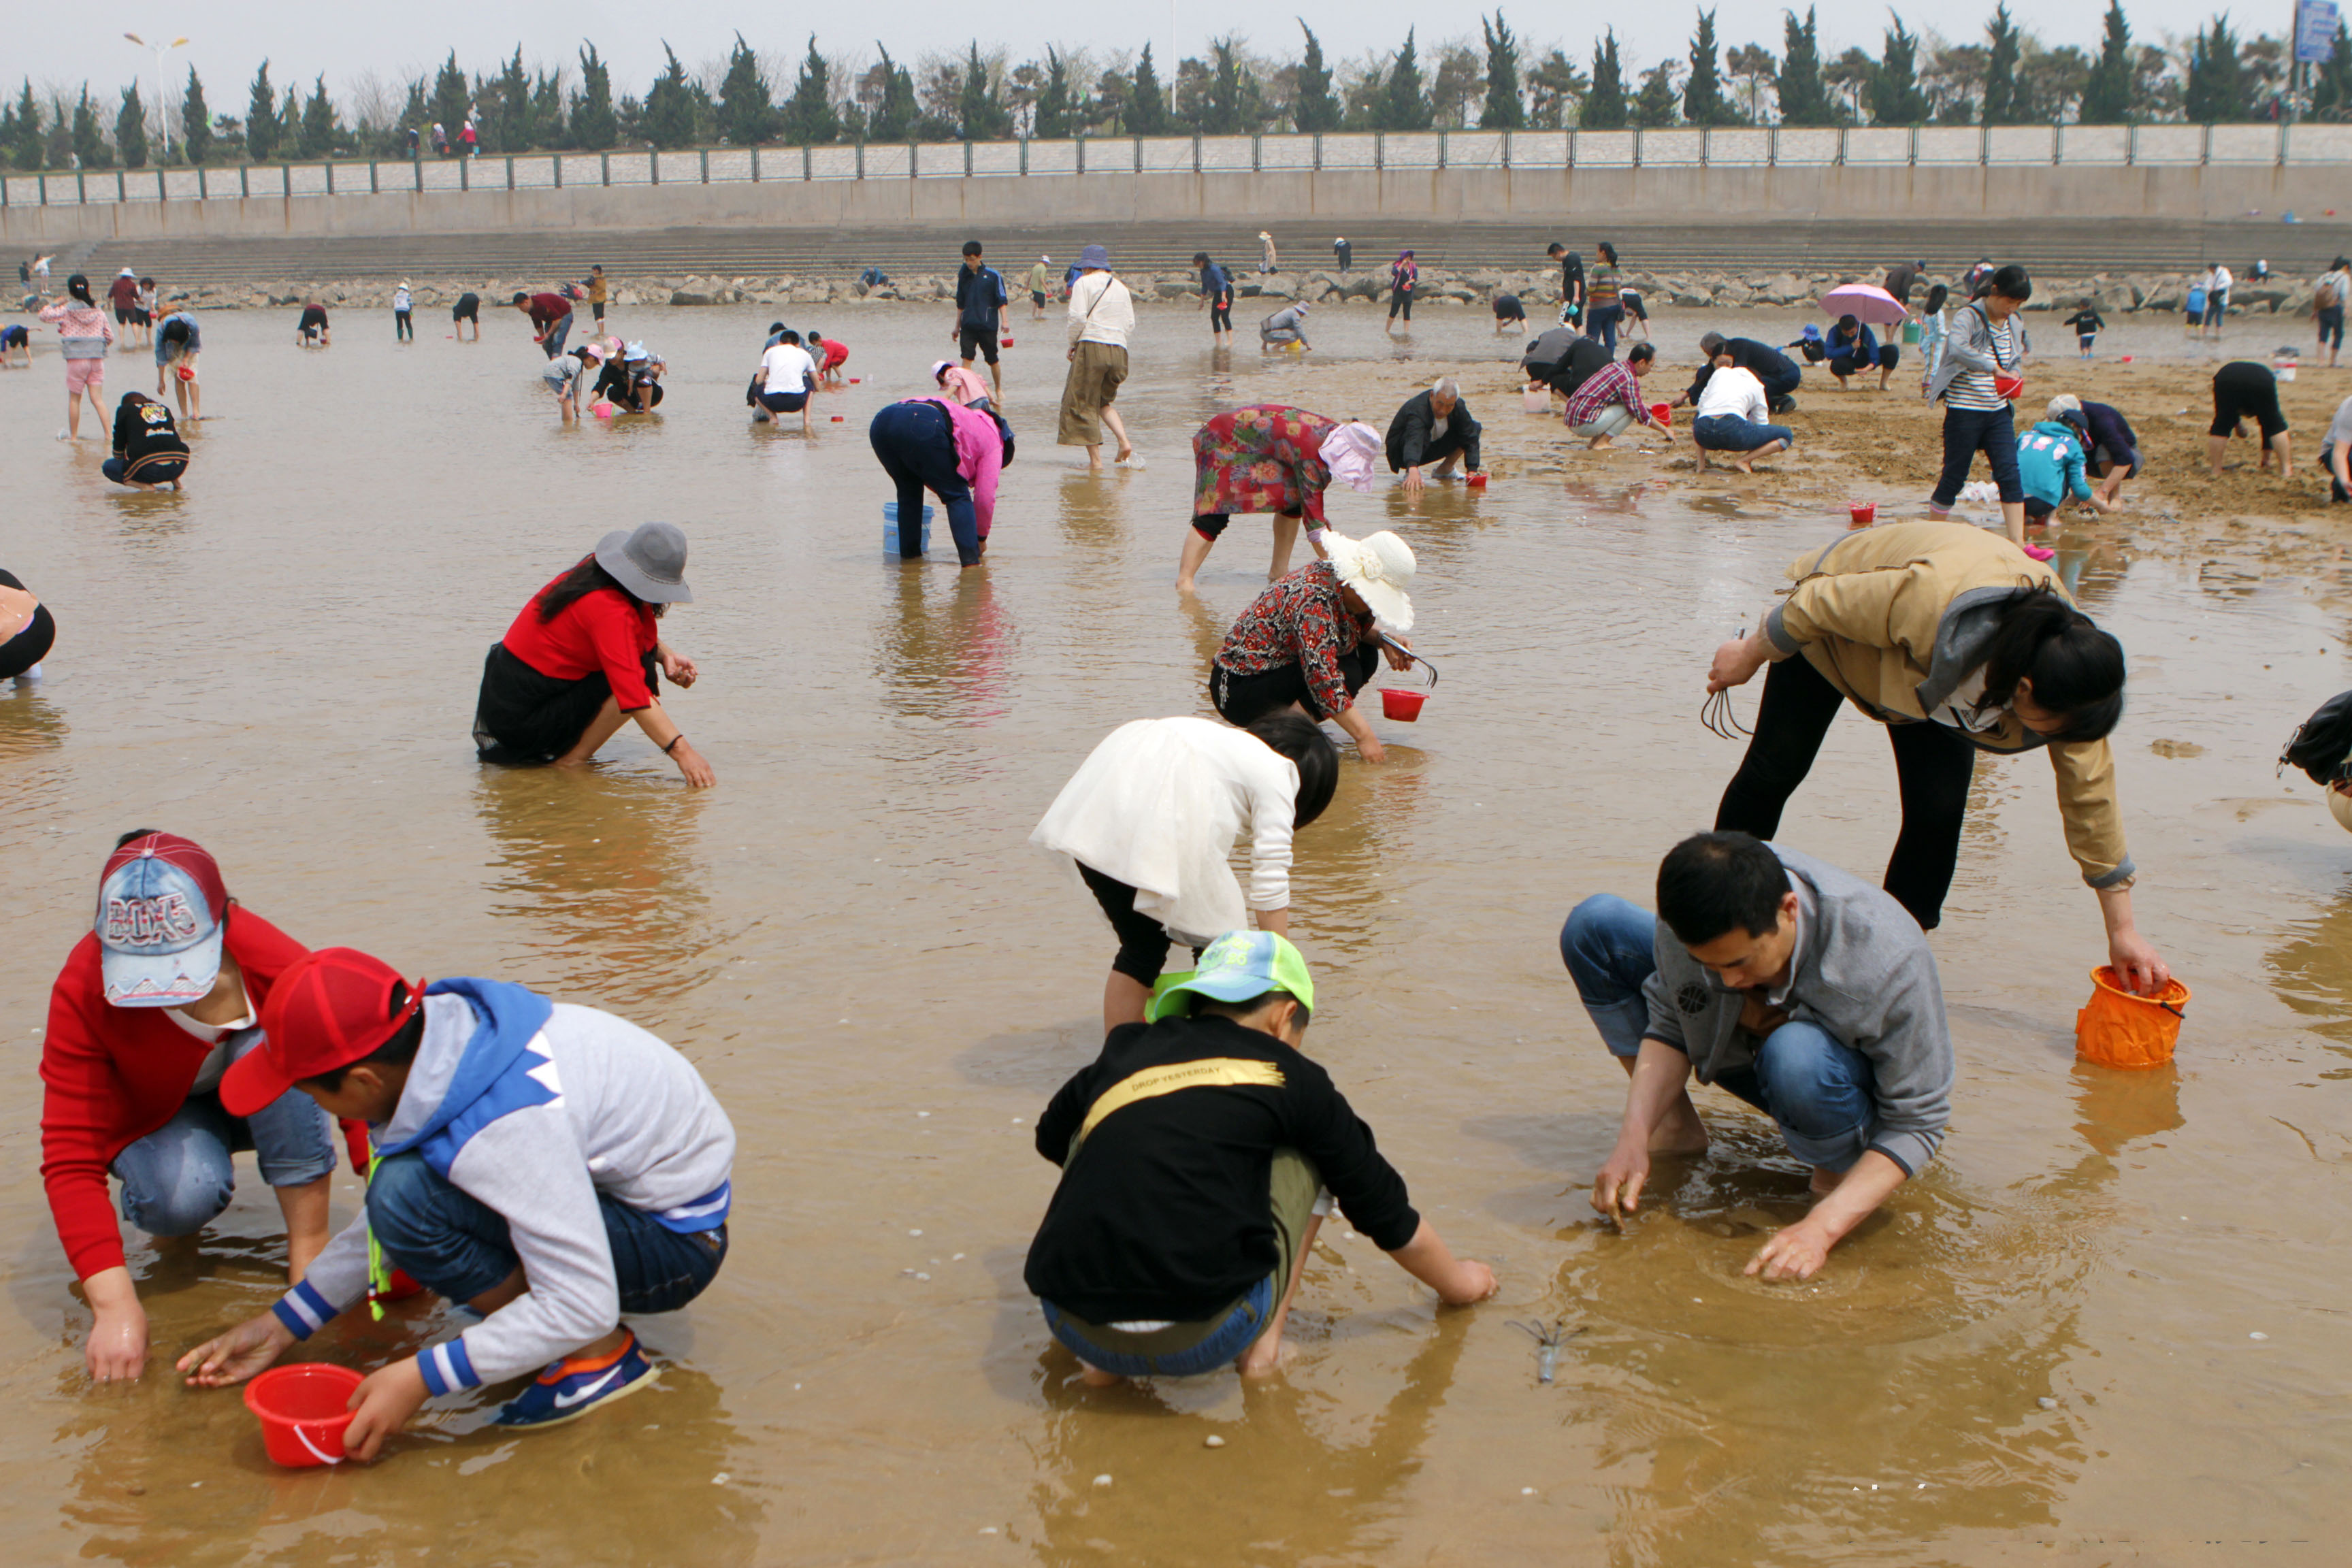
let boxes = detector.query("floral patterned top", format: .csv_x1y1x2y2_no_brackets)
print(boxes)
1214,561,1373,717
1192,404,1341,523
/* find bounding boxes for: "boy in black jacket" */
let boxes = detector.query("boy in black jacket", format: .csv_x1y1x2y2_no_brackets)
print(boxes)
1025,932,1495,1384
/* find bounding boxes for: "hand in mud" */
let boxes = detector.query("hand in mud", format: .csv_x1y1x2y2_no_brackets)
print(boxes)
87,1305,148,1384
1592,1143,1650,1220
177,1312,293,1388
1746,1218,1833,1282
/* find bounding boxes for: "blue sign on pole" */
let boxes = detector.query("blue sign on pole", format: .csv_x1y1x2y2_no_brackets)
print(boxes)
2297,0,2341,63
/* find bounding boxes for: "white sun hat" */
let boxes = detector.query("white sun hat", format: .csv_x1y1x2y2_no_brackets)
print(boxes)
1326,530,1417,632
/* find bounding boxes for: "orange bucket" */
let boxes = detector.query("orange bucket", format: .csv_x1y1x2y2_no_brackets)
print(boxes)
2074,966,2189,1068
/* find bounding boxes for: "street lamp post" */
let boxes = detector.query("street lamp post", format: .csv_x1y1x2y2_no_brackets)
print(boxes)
123,34,191,161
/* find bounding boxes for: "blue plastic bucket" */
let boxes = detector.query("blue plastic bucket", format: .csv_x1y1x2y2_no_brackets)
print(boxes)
883,502,934,556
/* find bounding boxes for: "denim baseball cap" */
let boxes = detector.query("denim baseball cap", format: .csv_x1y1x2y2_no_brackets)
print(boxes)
95,833,229,1007
1146,931,1316,1022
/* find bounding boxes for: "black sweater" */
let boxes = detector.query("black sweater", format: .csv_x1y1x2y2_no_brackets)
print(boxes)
1024,1015,1420,1324
111,401,187,464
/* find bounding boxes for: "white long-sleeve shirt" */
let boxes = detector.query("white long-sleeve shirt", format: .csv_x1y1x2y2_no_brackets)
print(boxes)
1695,364,1769,424
1066,271,1135,349
1031,717,1298,944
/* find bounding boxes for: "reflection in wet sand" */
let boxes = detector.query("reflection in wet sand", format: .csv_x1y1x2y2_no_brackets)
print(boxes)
472,766,718,1010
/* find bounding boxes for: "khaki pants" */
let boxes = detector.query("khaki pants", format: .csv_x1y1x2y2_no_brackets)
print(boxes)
1058,340,1128,446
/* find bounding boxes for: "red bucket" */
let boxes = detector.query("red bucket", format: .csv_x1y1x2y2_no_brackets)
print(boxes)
1994,374,2025,401
1649,402,1673,427
1380,688,1427,721
1000,336,1015,348
176,365,196,382
244,1362,364,1468
1848,501,1876,527
1467,473,1488,489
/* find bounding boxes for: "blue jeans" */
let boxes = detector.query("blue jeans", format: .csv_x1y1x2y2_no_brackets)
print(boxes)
111,1032,338,1237
1585,304,1622,353
365,1152,727,1314
1558,896,1878,1172
1041,1273,1279,1379
1693,414,1795,453
542,313,572,359
1931,403,2023,507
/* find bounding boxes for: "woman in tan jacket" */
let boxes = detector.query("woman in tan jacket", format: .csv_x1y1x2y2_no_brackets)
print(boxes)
1705,521,2170,994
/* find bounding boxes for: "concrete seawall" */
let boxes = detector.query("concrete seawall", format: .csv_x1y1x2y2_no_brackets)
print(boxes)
5,164,2342,248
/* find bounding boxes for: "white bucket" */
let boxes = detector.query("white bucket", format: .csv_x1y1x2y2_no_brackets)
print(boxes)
2274,357,2299,382
1522,387,1549,414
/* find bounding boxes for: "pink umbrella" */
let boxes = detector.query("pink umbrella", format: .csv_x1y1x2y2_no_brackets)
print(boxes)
1820,282,1908,325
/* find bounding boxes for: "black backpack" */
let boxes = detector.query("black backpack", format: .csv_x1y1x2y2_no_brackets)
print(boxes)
2280,690,2352,785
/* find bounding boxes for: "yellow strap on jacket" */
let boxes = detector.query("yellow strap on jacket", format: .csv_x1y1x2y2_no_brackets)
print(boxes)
1075,1059,1288,1151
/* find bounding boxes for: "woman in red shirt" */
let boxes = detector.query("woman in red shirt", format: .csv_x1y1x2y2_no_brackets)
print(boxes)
42,832,352,1382
472,522,715,786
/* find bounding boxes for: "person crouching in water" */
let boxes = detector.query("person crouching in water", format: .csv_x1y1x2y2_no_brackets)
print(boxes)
471,523,715,786
1690,342,1794,474
1209,530,1418,763
178,945,736,1452
750,329,816,431
104,392,191,491
1023,931,1496,1385
1033,712,1340,1033
1563,832,1953,1281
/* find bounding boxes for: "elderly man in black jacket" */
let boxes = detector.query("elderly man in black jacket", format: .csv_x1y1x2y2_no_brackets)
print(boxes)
1386,378,1484,495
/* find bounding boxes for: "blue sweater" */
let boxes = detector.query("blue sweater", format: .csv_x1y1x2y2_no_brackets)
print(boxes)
2018,420,2093,509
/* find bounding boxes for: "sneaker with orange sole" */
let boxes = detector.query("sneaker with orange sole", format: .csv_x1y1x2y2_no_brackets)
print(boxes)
493,1329,656,1430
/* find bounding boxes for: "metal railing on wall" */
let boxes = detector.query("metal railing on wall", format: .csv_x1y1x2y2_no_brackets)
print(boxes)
7,122,2349,208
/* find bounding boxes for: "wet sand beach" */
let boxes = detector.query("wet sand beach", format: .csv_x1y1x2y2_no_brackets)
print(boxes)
3,298,2350,1565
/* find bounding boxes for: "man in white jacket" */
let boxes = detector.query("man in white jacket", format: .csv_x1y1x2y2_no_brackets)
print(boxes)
178,948,735,1457
1060,244,1135,471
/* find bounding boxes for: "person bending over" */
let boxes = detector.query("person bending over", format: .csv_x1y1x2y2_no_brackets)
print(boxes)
1193,252,1235,346
1,567,54,683
295,300,330,347
1209,532,1418,764
1386,378,1484,494
179,945,736,1453
1680,333,1802,414
1690,344,1793,473
1259,302,1312,352
153,310,201,419
2047,395,2141,507
1562,342,1671,451
1024,932,1495,1385
104,392,191,491
1,321,31,366
2207,360,2293,481
1563,832,1953,1282
1033,713,1340,1032
40,832,356,1385
1492,291,1527,334
2017,414,2117,532
512,291,574,360
452,291,481,341
1826,314,1900,391
1705,521,2169,992
1181,406,1379,589
471,523,714,786
868,391,1013,568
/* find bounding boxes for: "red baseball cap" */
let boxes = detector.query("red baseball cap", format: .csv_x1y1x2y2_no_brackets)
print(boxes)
222,947,425,1116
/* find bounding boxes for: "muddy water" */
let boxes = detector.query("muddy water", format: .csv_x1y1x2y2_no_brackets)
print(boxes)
3,296,2349,1566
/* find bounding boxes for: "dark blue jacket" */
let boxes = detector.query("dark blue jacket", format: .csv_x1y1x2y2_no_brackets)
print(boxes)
956,265,1007,331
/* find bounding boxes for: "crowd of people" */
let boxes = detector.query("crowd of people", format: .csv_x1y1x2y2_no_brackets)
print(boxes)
12,223,2351,1444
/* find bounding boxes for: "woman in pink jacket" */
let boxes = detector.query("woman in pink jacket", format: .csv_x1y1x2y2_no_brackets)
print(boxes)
39,274,115,440
868,393,1013,567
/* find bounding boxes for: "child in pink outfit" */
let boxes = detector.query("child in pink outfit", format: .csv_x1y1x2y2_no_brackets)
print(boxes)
39,274,114,440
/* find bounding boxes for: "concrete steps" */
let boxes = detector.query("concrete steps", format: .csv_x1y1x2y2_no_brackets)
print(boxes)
63,217,2352,297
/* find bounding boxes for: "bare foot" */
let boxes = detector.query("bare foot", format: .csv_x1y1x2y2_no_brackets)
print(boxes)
1588,436,1615,451
1077,1362,1124,1388
1115,444,1134,464
1175,577,1196,593
1733,457,1757,474
1235,1330,1289,1377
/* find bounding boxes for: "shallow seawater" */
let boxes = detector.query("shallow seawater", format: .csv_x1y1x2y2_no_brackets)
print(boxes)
2,295,2349,1566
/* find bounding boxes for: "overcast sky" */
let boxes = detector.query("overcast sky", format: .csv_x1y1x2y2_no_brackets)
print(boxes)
64,1,2259,105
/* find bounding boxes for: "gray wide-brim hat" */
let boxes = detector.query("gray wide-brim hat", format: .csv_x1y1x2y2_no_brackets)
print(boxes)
596,522,693,604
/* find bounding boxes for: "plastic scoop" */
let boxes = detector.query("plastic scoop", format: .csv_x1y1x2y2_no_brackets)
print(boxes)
245,1363,364,1468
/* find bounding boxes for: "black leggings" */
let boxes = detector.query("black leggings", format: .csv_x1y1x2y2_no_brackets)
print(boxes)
1713,655,1978,930
1209,302,1232,332
1078,863,1203,985
1388,288,1413,321
0,598,54,679
1210,644,1379,725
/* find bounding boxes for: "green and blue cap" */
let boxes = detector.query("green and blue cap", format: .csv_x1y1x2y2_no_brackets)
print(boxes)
1146,930,1316,1023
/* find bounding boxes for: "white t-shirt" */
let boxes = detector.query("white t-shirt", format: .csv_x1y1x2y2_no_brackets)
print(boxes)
168,975,255,1097
2325,395,2352,453
759,342,815,394
2206,265,2232,295
1695,365,1767,424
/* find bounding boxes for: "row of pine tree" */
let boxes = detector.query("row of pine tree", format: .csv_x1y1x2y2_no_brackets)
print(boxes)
7,5,2350,174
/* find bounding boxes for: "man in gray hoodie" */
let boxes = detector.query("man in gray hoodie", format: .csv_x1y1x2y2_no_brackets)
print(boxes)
178,947,735,1457
1560,832,1953,1281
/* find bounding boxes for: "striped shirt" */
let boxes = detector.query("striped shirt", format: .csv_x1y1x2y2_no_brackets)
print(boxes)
1562,360,1651,429
1945,316,2016,412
